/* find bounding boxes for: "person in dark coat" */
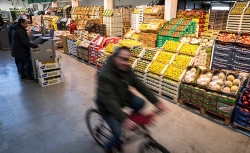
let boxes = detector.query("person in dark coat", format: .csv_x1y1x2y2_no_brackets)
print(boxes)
0,14,4,28
11,18,38,80
8,21,19,73
96,46,168,153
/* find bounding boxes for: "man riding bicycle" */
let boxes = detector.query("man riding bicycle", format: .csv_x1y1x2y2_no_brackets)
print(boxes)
96,46,167,153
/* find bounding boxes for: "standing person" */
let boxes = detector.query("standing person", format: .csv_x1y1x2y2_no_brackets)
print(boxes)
0,14,4,30
69,20,77,34
11,18,38,80
8,21,19,73
96,46,168,153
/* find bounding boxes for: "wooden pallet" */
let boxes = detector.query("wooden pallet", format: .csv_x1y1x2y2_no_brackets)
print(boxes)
160,93,178,103
232,122,250,137
179,100,231,126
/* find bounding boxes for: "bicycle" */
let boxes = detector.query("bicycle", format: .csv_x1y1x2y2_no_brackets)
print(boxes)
85,108,170,153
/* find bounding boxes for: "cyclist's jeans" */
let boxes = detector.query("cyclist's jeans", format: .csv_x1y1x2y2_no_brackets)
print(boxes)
103,94,145,151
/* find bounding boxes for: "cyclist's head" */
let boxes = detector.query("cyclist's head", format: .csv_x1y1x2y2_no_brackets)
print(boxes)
113,46,131,72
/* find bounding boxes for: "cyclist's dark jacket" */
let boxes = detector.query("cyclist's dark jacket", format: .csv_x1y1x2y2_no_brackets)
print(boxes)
96,56,158,123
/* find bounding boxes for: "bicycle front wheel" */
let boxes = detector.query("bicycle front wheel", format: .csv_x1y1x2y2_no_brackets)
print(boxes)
138,141,170,153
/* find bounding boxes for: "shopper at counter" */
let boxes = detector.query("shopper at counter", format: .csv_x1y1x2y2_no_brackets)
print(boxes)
69,20,77,34
11,18,38,80
8,21,19,73
0,14,4,29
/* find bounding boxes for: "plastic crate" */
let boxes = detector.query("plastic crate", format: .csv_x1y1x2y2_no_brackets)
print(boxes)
233,106,250,128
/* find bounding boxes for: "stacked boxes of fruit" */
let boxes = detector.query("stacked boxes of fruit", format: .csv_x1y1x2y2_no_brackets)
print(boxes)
179,66,248,124
234,80,250,130
177,10,209,36
226,1,250,32
157,18,197,47
103,9,123,37
36,58,64,87
212,31,250,73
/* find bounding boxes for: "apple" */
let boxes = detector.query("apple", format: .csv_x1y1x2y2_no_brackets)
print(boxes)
243,101,249,106
244,108,250,113
240,107,244,111
242,96,247,101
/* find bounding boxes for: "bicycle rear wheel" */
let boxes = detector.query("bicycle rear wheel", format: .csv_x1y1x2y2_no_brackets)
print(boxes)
85,109,112,146
138,141,170,153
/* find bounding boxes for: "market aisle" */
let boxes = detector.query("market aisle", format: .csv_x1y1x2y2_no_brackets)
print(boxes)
0,50,249,153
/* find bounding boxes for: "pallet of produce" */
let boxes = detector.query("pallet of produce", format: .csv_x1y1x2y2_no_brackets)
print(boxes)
155,51,175,64
216,31,238,44
238,88,250,109
134,70,146,82
161,77,180,101
162,40,182,52
105,43,115,53
169,18,182,25
195,69,213,89
221,72,249,97
145,73,162,92
180,83,192,103
159,29,171,36
179,43,200,56
129,57,138,68
130,46,145,58
147,61,167,75
134,60,151,73
180,19,192,25
182,66,201,85
163,64,186,81
217,95,236,120
141,48,159,61
236,32,250,47
168,31,183,40
171,54,193,69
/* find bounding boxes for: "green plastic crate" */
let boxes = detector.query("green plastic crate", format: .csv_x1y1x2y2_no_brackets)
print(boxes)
181,83,192,92
203,92,218,101
192,94,203,101
217,96,236,105
191,87,205,96
217,102,235,118
190,98,203,107
203,103,217,112
203,98,217,106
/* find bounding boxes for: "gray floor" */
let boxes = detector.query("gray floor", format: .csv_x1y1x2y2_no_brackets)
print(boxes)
0,50,249,153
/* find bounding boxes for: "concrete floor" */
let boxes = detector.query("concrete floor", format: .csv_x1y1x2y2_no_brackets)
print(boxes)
0,49,249,153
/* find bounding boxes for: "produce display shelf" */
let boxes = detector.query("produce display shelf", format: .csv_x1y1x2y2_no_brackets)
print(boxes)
161,90,178,100
182,100,232,125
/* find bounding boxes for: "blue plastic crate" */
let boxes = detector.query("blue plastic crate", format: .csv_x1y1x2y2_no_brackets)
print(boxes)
233,106,250,128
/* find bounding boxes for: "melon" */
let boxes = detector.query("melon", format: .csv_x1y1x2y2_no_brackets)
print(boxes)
215,85,221,90
219,73,225,79
217,80,224,86
233,79,240,86
231,86,238,92
225,81,233,87
212,76,219,81
227,75,235,81
222,87,231,93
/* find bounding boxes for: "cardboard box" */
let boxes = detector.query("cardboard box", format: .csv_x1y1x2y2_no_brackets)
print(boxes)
38,69,62,78
36,58,61,71
39,75,64,87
